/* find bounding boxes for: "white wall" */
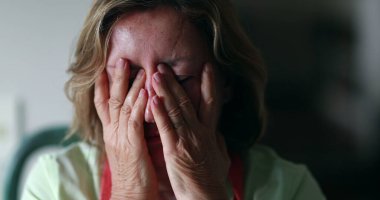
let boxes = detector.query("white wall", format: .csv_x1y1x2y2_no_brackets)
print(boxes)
0,0,92,134
354,0,380,156
0,1,92,196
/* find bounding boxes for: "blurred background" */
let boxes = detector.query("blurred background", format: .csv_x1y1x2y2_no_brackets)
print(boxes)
0,0,379,199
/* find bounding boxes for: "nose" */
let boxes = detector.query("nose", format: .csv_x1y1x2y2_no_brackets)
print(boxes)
144,69,155,123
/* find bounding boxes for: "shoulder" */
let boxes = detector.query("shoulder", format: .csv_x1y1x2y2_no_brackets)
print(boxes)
243,144,325,200
22,142,100,200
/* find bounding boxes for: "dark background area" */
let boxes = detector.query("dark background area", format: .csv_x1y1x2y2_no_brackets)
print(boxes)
235,0,380,199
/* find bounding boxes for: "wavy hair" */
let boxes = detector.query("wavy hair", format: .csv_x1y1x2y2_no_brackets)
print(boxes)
65,0,267,153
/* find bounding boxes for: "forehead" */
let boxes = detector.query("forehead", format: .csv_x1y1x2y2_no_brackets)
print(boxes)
113,7,183,43
108,6,209,66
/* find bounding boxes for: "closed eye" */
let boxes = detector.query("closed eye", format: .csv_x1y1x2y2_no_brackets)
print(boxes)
128,69,139,87
175,75,192,84
129,74,191,86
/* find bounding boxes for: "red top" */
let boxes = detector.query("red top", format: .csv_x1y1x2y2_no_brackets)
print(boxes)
101,154,244,200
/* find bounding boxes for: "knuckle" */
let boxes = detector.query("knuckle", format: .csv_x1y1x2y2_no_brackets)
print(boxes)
173,120,186,130
125,95,134,106
121,104,132,116
128,118,141,131
111,121,120,130
178,96,191,107
168,106,182,118
94,98,106,108
160,122,173,133
108,98,123,109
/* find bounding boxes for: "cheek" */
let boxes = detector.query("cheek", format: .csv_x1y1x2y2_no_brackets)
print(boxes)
182,80,201,111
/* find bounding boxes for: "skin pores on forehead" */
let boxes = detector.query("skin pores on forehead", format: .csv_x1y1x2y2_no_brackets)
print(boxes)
106,6,211,123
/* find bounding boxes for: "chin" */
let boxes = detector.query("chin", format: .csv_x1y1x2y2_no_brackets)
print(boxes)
144,123,165,167
144,122,161,144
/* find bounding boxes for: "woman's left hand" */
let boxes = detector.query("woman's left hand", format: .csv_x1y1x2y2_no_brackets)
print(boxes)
151,63,230,200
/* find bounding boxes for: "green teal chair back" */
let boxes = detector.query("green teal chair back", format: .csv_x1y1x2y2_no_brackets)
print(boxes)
3,125,79,200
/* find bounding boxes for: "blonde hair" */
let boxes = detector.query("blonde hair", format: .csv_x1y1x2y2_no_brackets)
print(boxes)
65,0,267,153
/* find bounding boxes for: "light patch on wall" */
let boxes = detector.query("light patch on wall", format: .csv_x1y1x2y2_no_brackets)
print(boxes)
0,95,24,196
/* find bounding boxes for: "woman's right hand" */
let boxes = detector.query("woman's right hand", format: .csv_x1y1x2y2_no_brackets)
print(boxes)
94,58,158,199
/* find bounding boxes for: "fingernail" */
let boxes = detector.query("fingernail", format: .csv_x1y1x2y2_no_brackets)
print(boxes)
116,58,125,70
136,69,144,79
153,73,161,83
157,64,165,73
153,95,159,105
158,64,174,78
139,89,145,97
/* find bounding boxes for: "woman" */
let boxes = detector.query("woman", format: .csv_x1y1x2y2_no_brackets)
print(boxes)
23,0,325,199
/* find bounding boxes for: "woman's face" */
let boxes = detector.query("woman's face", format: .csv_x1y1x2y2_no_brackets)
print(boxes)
106,6,217,124
105,6,228,173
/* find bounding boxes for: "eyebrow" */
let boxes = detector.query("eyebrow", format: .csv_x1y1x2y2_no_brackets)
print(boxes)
164,56,193,66
106,56,193,69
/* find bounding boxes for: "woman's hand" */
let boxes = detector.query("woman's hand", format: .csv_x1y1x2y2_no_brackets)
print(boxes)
94,58,158,199
151,63,231,200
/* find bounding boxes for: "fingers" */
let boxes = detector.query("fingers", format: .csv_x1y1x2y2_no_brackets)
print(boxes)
119,69,145,125
152,68,187,131
126,89,148,150
157,65,198,125
199,63,217,128
108,58,130,125
94,70,110,124
125,70,145,106
151,95,177,154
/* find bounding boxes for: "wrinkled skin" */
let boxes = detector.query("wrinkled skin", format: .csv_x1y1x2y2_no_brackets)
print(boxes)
94,6,230,200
